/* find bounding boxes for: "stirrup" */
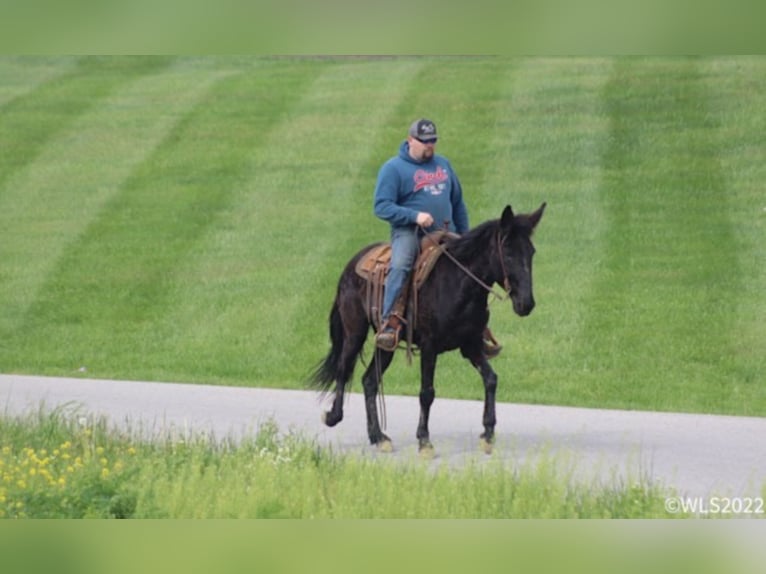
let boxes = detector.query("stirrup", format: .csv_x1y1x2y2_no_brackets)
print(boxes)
483,339,503,359
375,326,400,352
483,327,503,359
375,316,403,352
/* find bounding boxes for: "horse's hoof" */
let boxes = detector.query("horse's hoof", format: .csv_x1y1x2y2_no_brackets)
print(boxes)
322,411,343,427
377,439,394,453
419,449,435,461
419,443,435,460
479,438,493,455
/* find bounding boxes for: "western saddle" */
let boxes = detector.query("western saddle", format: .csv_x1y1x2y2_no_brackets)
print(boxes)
354,230,458,350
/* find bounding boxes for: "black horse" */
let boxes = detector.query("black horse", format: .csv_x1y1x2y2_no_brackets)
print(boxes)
309,203,545,455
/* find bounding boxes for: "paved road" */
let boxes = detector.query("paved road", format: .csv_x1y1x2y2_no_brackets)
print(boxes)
2,373,765,499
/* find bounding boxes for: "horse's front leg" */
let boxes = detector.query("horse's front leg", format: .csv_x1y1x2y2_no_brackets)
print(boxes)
463,347,498,454
417,350,437,456
476,357,498,453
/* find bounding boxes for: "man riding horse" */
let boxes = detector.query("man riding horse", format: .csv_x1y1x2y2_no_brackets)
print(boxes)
372,118,502,356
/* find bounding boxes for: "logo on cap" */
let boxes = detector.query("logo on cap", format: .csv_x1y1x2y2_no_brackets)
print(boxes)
419,122,435,135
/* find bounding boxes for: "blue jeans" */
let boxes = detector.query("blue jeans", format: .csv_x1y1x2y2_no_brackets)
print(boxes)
381,226,420,321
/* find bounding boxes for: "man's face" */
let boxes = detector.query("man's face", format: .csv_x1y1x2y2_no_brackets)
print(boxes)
409,136,437,161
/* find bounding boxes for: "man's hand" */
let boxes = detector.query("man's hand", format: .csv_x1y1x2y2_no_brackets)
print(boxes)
416,212,434,228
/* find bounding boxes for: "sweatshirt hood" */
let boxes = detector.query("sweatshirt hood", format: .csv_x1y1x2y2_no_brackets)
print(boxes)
398,140,428,165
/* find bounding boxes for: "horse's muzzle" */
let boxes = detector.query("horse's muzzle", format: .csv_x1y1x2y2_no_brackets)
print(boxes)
512,297,535,317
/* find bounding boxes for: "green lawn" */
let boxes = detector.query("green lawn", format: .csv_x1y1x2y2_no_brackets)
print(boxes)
1,56,764,416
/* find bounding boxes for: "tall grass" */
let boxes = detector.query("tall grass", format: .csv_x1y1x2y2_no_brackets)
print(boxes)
0,56,763,416
0,409,684,519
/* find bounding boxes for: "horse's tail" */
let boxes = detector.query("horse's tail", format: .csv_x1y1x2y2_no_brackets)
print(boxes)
308,295,345,394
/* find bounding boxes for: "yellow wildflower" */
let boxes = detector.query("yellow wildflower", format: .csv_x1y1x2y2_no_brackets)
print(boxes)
101,468,110,479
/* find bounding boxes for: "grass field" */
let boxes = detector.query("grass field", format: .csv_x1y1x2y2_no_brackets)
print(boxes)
1,56,764,417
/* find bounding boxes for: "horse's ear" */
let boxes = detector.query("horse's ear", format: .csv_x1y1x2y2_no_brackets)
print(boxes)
528,202,547,230
500,205,514,229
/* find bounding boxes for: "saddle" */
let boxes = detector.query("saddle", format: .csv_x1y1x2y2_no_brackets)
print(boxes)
354,230,459,332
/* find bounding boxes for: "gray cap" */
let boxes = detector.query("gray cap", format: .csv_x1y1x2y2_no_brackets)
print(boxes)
408,118,438,141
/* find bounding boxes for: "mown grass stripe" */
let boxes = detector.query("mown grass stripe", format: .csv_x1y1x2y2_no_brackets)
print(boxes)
472,58,614,405
145,59,427,385
5,60,328,378
0,57,172,196
584,57,742,412
699,57,766,411
0,57,78,107
0,60,234,342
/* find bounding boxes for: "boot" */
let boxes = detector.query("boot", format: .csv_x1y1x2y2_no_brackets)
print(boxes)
376,280,410,352
375,315,403,352
483,326,503,359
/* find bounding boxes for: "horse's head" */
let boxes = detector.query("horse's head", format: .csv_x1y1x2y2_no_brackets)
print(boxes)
498,202,546,316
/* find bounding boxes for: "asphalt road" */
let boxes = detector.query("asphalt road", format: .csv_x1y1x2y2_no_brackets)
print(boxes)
2,373,765,499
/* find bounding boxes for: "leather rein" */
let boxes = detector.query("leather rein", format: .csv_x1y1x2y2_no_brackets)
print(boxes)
419,225,511,302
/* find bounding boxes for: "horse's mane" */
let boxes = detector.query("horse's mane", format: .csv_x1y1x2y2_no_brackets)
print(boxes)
446,212,538,261
445,218,500,261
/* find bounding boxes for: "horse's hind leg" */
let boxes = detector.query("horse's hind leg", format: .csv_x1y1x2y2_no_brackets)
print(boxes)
360,349,395,450
323,331,367,428
323,385,345,427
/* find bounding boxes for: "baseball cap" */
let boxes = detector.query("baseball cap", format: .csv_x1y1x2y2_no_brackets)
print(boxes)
408,118,438,142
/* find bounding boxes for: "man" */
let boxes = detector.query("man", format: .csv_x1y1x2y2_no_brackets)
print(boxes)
372,118,502,357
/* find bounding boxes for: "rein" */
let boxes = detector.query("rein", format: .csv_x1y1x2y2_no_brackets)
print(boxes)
419,225,510,302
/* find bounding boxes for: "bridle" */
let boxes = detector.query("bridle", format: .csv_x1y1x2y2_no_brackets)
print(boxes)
496,231,513,297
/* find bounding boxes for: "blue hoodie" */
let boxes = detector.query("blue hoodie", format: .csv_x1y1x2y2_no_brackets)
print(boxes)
373,141,469,234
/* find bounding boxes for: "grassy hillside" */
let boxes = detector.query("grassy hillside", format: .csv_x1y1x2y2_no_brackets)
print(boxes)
1,56,763,416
